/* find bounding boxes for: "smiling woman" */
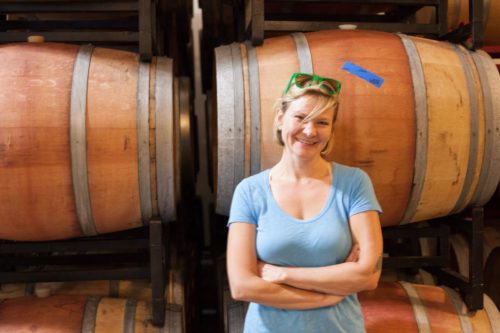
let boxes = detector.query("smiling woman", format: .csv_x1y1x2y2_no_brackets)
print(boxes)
226,72,383,333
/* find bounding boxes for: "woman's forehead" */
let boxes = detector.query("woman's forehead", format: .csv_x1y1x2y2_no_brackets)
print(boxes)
287,95,334,118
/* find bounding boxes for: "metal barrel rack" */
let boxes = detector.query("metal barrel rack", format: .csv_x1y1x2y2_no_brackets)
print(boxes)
0,219,169,326
383,207,485,311
0,0,160,60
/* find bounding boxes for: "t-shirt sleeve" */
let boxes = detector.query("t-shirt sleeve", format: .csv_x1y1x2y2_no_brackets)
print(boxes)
227,179,257,226
349,169,383,217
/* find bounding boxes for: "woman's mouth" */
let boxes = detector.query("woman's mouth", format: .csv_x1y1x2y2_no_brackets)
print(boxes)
296,138,318,145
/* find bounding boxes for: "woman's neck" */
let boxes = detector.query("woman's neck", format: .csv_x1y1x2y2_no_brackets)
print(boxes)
272,153,330,182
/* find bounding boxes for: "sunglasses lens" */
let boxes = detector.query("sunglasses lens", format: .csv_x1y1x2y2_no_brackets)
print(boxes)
320,80,338,95
294,74,314,88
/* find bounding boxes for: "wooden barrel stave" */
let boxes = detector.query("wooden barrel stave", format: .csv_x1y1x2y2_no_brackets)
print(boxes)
86,46,142,234
0,43,80,240
411,38,471,221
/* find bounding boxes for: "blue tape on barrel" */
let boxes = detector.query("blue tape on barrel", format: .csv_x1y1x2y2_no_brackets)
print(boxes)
342,61,384,88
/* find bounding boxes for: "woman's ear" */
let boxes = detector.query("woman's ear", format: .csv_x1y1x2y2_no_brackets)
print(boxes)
275,109,284,128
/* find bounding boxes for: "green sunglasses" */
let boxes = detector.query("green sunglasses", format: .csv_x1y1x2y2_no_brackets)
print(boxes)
283,72,342,96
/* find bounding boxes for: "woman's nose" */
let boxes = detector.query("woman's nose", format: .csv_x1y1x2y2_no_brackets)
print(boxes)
302,122,317,136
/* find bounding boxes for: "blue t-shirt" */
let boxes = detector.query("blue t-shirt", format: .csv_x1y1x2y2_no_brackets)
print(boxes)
228,162,382,333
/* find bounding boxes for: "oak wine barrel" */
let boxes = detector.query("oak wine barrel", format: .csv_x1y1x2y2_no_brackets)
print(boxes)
214,30,500,227
0,42,178,240
359,281,500,333
0,295,183,333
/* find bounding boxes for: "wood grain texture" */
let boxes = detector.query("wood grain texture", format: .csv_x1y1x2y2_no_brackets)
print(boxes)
411,37,471,222
95,298,126,333
86,47,143,234
0,43,81,240
359,282,419,333
0,295,184,333
358,282,499,333
315,30,415,227
256,34,299,171
0,295,87,333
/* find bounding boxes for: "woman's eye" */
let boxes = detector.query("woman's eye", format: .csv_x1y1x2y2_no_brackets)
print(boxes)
294,115,304,120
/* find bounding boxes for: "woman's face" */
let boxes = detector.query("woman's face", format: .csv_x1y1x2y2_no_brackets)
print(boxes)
277,94,334,160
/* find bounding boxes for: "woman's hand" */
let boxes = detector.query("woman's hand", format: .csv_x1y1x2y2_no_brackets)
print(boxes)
258,261,285,283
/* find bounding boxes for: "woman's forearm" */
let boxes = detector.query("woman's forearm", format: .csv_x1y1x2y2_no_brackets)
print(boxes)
260,256,382,296
230,275,344,310
281,261,380,295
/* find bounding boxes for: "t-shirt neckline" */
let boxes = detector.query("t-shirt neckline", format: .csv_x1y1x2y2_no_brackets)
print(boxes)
265,162,336,223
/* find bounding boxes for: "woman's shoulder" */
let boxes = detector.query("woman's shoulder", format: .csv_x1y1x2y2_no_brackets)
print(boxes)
236,169,270,191
331,162,373,189
332,161,367,177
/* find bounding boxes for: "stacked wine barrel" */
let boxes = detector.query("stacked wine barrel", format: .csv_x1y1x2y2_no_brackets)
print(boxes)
0,41,191,332
213,29,500,227
0,42,179,241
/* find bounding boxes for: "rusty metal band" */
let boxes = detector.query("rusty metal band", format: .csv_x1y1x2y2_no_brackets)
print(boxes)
399,282,432,333
450,45,480,214
483,294,500,332
398,34,428,224
155,57,175,221
442,286,474,333
137,61,152,224
71,44,97,236
123,299,138,333
82,296,101,333
469,51,500,206
231,43,245,197
245,41,261,176
291,32,313,73
215,45,237,215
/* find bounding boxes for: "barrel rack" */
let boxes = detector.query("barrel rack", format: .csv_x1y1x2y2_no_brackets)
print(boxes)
243,0,450,46
0,219,169,327
244,0,487,48
383,207,484,310
0,0,159,60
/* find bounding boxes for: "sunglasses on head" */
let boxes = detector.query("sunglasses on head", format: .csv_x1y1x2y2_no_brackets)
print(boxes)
283,72,342,96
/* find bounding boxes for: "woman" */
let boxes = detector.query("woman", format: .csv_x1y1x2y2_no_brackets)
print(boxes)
226,72,383,333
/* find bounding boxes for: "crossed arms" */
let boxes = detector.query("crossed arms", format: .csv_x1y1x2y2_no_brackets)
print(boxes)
226,211,383,310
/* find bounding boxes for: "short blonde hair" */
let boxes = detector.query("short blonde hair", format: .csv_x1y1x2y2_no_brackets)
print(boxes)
273,82,340,157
